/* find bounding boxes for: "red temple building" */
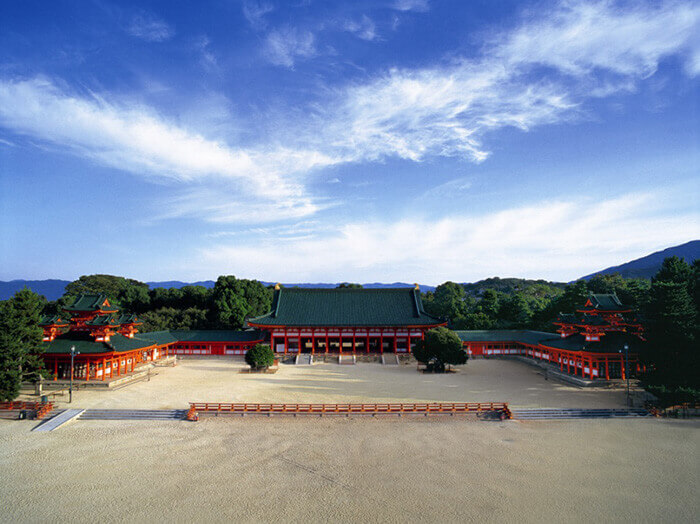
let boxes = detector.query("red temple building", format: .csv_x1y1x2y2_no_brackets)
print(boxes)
247,285,446,354
40,289,643,383
457,293,645,381
41,294,264,382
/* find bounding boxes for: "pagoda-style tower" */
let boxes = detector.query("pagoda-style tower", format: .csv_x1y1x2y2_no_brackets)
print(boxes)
116,313,142,338
63,294,118,331
58,294,141,342
39,315,69,342
554,293,644,342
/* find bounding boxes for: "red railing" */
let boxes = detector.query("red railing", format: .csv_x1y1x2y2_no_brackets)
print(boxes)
187,402,511,421
0,401,54,419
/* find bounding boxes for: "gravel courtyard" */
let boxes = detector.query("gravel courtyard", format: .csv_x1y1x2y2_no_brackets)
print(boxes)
55,356,634,410
2,357,697,523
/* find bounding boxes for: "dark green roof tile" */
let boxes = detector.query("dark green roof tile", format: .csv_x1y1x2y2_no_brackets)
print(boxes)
581,293,628,311
454,330,557,345
248,287,443,327
43,332,157,355
64,294,118,312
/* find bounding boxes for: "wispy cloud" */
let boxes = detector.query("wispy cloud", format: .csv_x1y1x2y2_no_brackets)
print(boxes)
392,0,430,13
0,77,337,222
125,12,174,42
0,1,698,226
242,1,274,30
263,27,317,68
195,35,217,70
317,1,700,164
343,15,378,41
198,192,700,282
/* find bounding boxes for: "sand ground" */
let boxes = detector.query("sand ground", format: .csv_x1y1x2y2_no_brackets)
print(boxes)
46,356,637,410
2,358,697,523
0,418,697,523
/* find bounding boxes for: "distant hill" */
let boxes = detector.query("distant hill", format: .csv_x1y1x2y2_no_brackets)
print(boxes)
581,240,699,280
0,279,70,301
0,279,435,301
461,277,567,297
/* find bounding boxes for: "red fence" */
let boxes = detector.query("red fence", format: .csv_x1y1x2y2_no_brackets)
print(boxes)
0,401,54,419
187,402,511,420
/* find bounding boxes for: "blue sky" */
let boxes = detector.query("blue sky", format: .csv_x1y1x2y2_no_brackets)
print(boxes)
0,0,698,284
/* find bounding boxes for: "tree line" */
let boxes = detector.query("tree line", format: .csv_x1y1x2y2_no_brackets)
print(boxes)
42,274,274,332
0,259,697,403
421,257,698,403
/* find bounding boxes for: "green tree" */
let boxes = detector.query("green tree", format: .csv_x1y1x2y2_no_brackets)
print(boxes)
0,301,24,400
641,257,699,404
425,282,468,320
478,289,500,318
139,307,208,332
413,327,467,373
337,283,363,288
653,256,693,285
62,274,151,312
0,289,45,399
245,344,275,370
498,293,532,328
211,276,272,329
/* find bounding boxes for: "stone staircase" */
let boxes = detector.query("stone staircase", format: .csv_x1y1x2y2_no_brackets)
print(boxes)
295,354,313,365
510,408,650,420
78,409,188,420
381,354,400,365
338,354,356,365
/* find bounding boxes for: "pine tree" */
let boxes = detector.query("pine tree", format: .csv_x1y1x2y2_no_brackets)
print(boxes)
0,300,24,400
11,289,45,383
642,257,699,402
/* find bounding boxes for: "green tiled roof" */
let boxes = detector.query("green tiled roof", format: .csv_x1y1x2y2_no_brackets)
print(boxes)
64,294,118,312
43,332,157,355
454,330,558,345
248,287,444,327
581,293,628,311
86,314,120,326
142,331,179,345
168,330,265,342
116,313,140,324
39,315,68,326
539,333,643,353
135,330,265,345
454,329,644,354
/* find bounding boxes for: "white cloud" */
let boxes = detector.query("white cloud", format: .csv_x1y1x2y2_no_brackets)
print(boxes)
317,1,700,164
0,77,339,221
195,35,218,70
263,27,317,68
242,1,274,30
126,12,174,42
198,193,700,283
0,1,698,226
392,0,430,13
496,1,700,77
344,15,377,41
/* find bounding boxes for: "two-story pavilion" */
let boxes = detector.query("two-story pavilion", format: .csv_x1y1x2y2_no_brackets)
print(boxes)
41,294,265,382
456,293,645,380
247,285,445,354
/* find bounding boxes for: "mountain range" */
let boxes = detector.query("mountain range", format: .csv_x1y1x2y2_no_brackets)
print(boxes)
1,240,697,301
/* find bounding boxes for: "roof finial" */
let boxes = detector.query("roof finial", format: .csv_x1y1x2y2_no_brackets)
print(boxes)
274,282,281,290
414,283,420,290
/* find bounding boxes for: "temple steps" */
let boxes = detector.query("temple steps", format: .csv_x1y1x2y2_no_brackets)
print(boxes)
78,409,188,420
381,354,400,365
510,408,650,420
295,354,313,365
